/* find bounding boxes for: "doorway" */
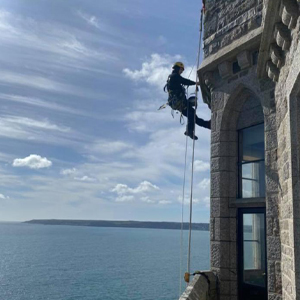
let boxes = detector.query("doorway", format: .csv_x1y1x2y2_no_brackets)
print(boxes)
238,208,267,300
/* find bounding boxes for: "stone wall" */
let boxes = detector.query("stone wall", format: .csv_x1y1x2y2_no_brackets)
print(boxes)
203,0,263,58
197,1,300,300
264,90,282,300
272,8,300,299
200,58,279,299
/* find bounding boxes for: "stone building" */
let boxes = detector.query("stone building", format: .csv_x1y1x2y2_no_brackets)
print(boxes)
180,0,300,299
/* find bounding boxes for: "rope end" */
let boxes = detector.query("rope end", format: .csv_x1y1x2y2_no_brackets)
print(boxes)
184,272,190,283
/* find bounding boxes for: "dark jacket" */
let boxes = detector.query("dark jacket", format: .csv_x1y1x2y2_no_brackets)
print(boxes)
167,70,196,95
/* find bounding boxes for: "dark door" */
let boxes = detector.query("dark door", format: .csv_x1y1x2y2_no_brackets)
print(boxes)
238,208,267,300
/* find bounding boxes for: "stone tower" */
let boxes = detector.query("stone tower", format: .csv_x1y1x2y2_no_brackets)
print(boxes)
180,0,300,300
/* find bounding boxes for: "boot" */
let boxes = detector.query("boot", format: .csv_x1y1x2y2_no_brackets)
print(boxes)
196,118,211,130
207,120,211,129
184,131,198,140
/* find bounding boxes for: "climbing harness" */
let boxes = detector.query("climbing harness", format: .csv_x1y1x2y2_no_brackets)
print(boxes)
160,77,196,127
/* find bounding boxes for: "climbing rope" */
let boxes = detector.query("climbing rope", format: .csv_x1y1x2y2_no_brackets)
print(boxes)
179,128,189,297
179,58,197,295
186,6,204,284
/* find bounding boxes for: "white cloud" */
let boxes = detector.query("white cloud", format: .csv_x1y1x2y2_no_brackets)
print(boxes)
115,195,134,202
0,115,85,147
178,195,195,205
0,93,92,117
135,181,160,193
61,168,77,175
77,11,100,29
178,195,210,207
124,110,172,133
123,53,198,90
88,140,133,154
123,53,180,88
12,154,52,169
112,184,129,194
3,116,69,132
111,181,160,204
112,181,159,195
125,126,210,169
203,196,210,207
0,70,63,92
194,160,210,172
0,9,112,61
74,176,96,182
0,70,99,98
140,196,155,204
0,193,8,199
192,196,210,206
198,178,210,190
0,8,119,89
61,168,96,182
60,36,98,57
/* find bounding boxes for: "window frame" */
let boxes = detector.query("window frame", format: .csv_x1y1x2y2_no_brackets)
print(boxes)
238,123,265,199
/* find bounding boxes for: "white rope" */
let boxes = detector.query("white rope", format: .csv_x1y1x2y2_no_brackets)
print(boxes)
179,130,189,297
187,7,204,280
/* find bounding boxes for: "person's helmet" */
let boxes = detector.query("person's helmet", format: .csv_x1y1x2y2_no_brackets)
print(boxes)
172,62,185,70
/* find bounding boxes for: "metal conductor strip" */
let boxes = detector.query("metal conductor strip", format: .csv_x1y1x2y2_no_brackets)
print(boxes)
187,7,204,281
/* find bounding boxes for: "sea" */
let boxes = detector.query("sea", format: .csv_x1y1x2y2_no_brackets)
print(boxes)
0,222,210,300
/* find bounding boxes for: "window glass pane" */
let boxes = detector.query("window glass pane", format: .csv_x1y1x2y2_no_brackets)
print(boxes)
243,213,266,288
239,123,265,198
242,124,264,162
242,161,265,198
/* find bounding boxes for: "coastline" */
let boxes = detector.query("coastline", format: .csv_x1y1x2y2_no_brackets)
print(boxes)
24,219,210,231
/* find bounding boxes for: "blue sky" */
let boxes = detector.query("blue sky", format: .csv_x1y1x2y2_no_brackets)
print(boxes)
0,0,211,222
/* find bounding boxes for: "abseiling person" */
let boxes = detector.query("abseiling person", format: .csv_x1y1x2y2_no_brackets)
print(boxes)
165,62,210,140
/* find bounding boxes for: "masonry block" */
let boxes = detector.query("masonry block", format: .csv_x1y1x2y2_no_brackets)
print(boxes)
211,241,230,268
211,172,230,198
214,217,230,241
237,50,251,69
210,198,230,218
267,236,282,260
218,61,232,79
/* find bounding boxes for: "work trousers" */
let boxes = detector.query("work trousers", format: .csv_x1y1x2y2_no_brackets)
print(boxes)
168,93,209,134
182,102,209,134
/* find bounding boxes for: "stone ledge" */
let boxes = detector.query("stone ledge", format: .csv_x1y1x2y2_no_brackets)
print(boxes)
229,197,266,207
179,271,218,300
199,27,262,77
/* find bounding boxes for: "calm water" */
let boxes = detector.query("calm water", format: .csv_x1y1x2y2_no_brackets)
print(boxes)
0,223,210,300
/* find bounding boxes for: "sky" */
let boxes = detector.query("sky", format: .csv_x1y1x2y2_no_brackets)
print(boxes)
0,0,211,222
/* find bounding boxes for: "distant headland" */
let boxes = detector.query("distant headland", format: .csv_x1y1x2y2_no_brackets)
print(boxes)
24,219,209,231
